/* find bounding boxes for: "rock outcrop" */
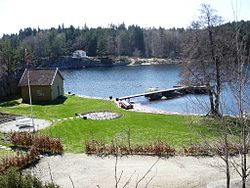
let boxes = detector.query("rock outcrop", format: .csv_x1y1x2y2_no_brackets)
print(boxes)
39,56,129,69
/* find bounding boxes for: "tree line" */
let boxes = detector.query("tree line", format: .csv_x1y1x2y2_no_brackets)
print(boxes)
0,19,250,97
0,24,184,63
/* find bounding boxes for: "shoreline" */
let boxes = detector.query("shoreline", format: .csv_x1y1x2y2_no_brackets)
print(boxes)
126,57,181,67
75,94,180,114
76,95,237,117
73,94,201,115
129,103,182,115
130,103,204,116
41,56,181,69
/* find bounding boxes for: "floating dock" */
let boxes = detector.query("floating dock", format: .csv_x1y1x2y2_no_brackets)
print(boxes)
117,85,209,101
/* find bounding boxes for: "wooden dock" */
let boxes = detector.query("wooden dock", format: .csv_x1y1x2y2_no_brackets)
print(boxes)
117,85,209,101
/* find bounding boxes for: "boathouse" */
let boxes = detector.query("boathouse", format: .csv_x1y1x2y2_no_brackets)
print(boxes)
18,68,64,103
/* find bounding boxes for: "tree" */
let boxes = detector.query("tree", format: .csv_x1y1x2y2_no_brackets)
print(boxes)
181,4,223,116
228,21,250,188
73,33,87,51
129,25,145,57
50,33,67,59
144,29,164,58
183,3,250,188
0,40,23,96
86,33,97,56
106,34,116,56
97,35,108,56
115,31,131,56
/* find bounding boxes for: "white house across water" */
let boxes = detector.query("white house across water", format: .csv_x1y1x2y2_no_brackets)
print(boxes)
72,50,87,58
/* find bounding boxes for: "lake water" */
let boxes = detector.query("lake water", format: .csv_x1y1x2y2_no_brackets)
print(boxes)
62,65,249,115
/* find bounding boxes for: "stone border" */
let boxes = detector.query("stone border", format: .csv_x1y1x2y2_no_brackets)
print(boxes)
80,111,122,120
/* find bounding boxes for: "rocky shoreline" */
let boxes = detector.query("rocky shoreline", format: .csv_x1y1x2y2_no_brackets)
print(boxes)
39,56,180,69
126,57,180,66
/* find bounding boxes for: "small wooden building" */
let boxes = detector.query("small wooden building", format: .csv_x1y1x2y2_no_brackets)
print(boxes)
18,68,64,103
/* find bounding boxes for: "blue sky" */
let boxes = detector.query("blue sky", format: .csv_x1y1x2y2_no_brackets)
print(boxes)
0,0,249,37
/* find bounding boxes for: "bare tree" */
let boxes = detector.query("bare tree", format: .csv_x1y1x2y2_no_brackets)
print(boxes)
181,4,224,117
135,158,159,188
228,24,250,188
111,155,159,188
188,114,232,188
183,3,250,188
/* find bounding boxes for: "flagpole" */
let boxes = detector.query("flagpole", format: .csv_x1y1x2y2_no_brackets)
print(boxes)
25,49,35,131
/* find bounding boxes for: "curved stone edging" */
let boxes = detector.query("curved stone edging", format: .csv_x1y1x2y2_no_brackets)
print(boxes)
80,111,122,120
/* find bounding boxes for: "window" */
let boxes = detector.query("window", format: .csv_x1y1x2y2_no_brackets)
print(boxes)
36,89,44,97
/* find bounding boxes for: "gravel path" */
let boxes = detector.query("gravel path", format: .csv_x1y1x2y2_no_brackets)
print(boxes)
28,154,243,188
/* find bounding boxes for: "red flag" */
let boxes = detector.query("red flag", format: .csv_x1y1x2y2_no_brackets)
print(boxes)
24,56,29,65
24,49,29,65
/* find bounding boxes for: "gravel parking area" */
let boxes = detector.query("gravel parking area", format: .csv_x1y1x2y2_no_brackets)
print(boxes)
28,154,244,188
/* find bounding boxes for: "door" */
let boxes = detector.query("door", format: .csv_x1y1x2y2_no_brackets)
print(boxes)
57,85,60,97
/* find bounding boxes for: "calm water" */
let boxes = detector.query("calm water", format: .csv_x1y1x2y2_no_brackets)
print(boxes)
62,65,249,114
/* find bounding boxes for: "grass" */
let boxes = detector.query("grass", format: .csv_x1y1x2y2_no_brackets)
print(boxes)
0,95,215,153
0,150,14,160
0,132,14,159
0,95,119,120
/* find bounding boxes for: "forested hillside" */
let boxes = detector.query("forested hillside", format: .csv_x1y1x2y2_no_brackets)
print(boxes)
0,21,249,97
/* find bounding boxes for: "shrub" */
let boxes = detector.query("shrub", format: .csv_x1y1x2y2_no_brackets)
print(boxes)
0,168,60,188
0,147,40,174
10,132,33,148
183,144,211,156
85,140,175,156
10,132,63,154
212,143,242,156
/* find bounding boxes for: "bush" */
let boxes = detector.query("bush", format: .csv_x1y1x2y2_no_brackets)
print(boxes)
183,143,247,156
10,132,63,154
0,133,63,174
183,144,211,156
0,147,40,173
0,168,60,188
85,140,175,156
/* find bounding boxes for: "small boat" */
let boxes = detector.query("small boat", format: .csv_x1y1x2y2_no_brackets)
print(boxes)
118,100,133,109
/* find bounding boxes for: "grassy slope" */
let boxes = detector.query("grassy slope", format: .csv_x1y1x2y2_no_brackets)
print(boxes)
0,96,119,120
0,95,214,153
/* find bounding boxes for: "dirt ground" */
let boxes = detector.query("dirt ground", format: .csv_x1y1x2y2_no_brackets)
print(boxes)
28,154,247,188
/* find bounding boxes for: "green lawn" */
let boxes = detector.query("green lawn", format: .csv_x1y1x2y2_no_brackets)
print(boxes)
0,132,13,159
0,95,215,153
0,95,119,120
0,150,14,160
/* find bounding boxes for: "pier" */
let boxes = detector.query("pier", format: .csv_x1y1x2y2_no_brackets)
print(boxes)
117,85,209,101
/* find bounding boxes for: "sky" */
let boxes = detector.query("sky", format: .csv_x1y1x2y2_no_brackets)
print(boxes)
0,0,249,37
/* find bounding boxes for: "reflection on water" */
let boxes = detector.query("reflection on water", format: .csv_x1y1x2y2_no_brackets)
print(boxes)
62,65,249,115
